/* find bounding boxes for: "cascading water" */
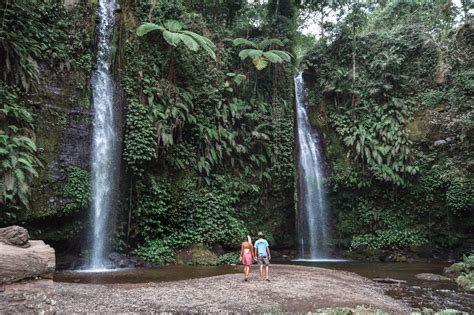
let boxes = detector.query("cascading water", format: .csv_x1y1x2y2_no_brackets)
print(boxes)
294,73,329,260
88,0,119,270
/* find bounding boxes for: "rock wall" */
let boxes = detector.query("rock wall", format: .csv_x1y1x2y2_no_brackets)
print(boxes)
27,65,92,220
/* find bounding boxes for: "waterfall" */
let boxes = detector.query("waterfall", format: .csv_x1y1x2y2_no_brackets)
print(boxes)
88,0,119,270
294,73,329,260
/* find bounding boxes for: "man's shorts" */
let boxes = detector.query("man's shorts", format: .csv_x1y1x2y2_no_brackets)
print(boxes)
257,255,270,265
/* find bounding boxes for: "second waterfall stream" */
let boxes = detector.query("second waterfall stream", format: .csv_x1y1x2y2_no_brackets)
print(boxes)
294,73,330,260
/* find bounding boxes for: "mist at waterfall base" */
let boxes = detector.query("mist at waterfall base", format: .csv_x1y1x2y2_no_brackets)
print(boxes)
87,0,120,271
294,73,336,262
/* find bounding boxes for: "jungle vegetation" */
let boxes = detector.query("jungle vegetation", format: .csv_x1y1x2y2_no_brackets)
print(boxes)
0,0,472,263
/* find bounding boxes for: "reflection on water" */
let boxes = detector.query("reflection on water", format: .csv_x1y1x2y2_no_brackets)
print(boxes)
54,265,239,284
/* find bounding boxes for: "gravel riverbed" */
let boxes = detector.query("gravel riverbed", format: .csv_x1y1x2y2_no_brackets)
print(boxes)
53,265,410,313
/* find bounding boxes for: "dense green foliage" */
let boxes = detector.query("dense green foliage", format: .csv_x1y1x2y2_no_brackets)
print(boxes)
0,85,40,213
119,0,296,262
62,166,90,215
0,0,472,264
0,0,96,240
305,0,473,251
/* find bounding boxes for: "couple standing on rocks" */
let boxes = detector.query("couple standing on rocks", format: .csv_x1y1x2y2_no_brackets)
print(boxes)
239,232,271,282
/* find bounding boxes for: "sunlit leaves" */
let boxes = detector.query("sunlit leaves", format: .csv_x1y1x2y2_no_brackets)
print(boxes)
233,38,292,70
252,56,268,70
136,22,165,36
137,21,216,60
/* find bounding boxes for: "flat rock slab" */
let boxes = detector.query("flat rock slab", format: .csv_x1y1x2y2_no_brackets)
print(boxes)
373,277,408,284
415,273,452,281
0,279,56,314
0,240,55,284
55,265,411,313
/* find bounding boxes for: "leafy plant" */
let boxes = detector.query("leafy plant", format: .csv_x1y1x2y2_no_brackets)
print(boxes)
208,252,240,265
137,19,216,86
0,85,40,209
233,37,292,70
123,101,157,175
135,239,175,264
62,166,90,215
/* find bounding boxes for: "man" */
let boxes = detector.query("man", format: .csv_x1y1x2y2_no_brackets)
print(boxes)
253,231,271,281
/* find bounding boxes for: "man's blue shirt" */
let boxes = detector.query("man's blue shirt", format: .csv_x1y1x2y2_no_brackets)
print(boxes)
254,239,269,256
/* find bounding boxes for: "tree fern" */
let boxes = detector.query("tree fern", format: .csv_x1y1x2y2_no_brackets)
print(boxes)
137,20,216,60
233,37,292,70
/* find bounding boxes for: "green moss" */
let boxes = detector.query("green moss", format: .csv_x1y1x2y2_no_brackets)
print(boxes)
175,244,218,265
407,114,430,142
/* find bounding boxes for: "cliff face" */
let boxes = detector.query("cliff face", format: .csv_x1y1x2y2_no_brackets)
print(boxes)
14,1,128,247
303,23,473,255
29,65,92,219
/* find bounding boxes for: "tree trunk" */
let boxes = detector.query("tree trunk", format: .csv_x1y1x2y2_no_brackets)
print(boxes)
351,24,357,115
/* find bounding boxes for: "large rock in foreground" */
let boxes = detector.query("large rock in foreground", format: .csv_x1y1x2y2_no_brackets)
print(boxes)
0,240,55,283
0,225,30,247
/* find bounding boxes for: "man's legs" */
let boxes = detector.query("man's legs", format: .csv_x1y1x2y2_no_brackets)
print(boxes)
259,264,264,278
265,264,269,280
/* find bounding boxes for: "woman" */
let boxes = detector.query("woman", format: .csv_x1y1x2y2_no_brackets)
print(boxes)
239,235,255,281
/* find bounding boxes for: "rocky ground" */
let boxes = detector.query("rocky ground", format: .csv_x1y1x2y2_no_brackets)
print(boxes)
0,279,56,314
52,265,410,313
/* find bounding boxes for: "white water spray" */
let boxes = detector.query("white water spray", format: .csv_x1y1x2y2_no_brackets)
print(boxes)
294,73,330,259
89,0,119,270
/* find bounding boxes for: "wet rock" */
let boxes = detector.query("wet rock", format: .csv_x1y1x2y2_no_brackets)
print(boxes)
373,277,407,284
210,243,224,256
108,252,122,263
415,273,451,281
434,139,448,146
444,262,464,278
456,275,473,292
106,252,140,268
379,252,408,262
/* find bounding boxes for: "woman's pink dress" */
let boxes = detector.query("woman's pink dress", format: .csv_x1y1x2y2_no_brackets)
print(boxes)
242,248,253,266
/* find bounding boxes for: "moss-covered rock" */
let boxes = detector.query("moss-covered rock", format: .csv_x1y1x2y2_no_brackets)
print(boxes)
456,274,473,292
175,244,218,265
444,262,464,278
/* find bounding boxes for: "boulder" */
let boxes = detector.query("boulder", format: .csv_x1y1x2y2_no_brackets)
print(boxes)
434,139,448,146
456,275,473,292
0,240,55,284
415,273,451,281
444,262,464,278
0,226,30,248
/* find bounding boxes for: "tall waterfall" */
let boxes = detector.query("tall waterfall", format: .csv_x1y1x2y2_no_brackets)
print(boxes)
89,0,119,270
294,73,329,260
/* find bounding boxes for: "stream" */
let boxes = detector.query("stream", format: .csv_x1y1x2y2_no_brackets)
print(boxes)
54,262,473,312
